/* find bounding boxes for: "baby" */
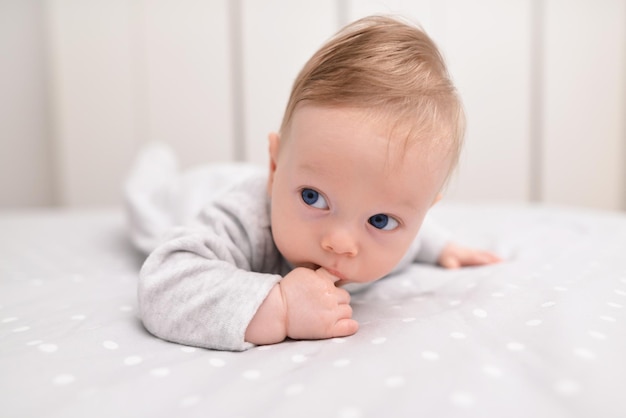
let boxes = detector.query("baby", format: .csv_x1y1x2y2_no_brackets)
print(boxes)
136,16,500,351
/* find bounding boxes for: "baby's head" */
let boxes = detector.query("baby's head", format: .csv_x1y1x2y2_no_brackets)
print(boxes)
267,16,465,283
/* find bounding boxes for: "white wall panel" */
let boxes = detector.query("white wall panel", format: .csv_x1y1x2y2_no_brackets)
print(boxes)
543,0,626,210
346,0,437,32
0,0,53,207
136,0,234,167
442,0,532,203
241,0,338,166
45,0,234,206
46,0,137,206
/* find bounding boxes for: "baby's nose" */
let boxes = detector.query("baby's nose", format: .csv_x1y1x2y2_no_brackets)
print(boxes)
321,228,358,256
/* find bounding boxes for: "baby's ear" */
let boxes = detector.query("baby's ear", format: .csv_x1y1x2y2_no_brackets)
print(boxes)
267,132,280,196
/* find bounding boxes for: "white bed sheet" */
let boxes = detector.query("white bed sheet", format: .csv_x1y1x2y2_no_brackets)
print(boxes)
1,204,625,418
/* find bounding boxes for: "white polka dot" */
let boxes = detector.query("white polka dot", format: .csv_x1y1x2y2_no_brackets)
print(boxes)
421,351,439,361
525,319,542,326
331,337,347,344
124,356,143,366
385,376,406,388
620,278,626,284
607,302,623,309
12,326,30,332
53,374,75,386
119,305,133,312
554,286,568,292
450,332,466,339
573,348,596,360
38,343,58,353
181,346,196,353
450,392,475,407
333,358,351,368
338,406,362,418
491,292,505,298
482,365,503,378
472,309,487,318
2,317,18,324
402,317,416,322
243,369,260,380
209,358,226,367
70,314,86,321
554,379,582,396
371,337,387,345
180,396,200,408
614,289,626,296
103,341,119,350
449,300,461,306
30,279,43,287
292,354,307,363
541,301,557,308
465,282,477,289
588,330,607,340
72,275,84,283
285,384,304,396
506,342,525,351
26,340,43,346
599,315,617,322
150,367,171,377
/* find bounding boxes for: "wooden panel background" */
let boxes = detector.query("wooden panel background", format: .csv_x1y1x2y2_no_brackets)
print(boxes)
0,0,624,210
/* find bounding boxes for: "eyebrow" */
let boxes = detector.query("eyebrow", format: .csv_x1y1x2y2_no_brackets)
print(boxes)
297,161,329,176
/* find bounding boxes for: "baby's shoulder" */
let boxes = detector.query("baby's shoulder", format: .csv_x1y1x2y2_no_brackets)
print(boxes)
197,166,270,229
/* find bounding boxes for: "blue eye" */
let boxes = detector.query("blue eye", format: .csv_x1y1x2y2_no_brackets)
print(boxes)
368,214,399,231
301,188,329,209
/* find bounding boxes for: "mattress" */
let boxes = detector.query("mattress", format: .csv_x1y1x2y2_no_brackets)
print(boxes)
1,204,625,417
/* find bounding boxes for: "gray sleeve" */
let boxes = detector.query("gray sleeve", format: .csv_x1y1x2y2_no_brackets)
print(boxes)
412,218,452,264
390,216,452,274
138,191,283,351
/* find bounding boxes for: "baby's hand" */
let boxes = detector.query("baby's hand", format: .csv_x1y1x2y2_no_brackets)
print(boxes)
438,242,502,269
280,267,359,341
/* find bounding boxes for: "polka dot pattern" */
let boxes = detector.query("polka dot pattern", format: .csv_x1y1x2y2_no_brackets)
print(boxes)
1,206,625,417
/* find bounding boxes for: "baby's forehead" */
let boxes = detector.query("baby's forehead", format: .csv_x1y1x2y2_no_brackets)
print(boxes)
288,106,452,188
287,104,454,164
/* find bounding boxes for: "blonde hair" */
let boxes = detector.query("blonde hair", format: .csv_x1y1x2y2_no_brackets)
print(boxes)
280,15,465,175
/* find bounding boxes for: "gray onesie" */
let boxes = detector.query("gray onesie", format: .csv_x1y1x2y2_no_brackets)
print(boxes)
124,143,452,351
136,171,450,351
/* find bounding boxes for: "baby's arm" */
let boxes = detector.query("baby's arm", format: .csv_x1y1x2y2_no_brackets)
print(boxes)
245,267,358,345
413,217,501,269
138,228,282,351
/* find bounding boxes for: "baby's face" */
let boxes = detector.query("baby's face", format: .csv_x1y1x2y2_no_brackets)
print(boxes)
268,105,449,284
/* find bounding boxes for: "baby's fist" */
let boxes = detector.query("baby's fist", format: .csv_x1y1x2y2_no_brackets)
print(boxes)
280,267,358,340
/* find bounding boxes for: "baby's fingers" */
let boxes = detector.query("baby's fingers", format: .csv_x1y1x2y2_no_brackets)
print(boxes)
332,318,359,338
334,287,351,305
464,250,501,266
439,254,461,269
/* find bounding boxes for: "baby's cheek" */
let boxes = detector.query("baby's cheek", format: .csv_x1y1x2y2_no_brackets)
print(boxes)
369,244,411,278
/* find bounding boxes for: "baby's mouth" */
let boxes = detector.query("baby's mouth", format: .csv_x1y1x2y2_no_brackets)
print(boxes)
324,267,348,281
297,262,349,282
